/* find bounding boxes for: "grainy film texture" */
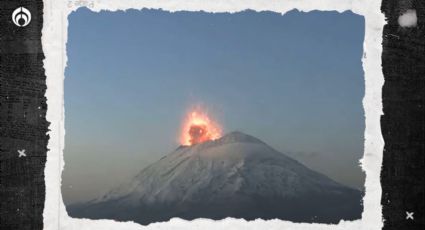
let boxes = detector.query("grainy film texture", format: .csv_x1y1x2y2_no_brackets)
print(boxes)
0,1,49,230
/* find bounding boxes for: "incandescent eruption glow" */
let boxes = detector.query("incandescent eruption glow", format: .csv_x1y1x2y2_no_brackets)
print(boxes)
180,107,222,146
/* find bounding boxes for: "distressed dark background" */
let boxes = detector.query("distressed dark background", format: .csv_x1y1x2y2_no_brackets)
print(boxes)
0,0,424,230
0,0,48,230
381,0,425,229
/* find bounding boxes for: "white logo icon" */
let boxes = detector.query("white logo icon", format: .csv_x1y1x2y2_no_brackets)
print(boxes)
12,7,31,27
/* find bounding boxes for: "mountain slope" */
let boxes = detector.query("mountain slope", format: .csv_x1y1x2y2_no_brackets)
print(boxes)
67,131,362,224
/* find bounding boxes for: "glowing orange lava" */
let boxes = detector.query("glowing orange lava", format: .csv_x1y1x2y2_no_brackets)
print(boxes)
180,107,222,146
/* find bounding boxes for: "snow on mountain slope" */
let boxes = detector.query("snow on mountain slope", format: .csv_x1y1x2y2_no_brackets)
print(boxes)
68,131,363,224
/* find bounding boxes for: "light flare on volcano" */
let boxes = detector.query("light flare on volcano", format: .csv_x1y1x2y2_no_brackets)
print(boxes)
180,107,222,146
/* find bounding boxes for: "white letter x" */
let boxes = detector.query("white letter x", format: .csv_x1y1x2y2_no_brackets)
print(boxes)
406,211,414,220
18,149,26,158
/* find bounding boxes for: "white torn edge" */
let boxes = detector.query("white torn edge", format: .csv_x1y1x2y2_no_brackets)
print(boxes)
42,0,385,229
398,9,417,27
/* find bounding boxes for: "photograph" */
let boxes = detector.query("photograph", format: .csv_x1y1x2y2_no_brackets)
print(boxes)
62,8,366,225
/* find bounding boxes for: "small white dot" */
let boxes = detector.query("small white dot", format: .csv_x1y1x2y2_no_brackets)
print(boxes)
398,9,417,27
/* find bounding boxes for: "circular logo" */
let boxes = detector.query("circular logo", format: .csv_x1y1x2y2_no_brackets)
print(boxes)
12,7,31,27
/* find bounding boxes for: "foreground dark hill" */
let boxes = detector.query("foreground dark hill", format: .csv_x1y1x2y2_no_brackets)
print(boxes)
67,131,363,225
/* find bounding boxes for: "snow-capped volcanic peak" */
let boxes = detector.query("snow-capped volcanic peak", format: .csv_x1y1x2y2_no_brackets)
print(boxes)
205,131,265,145
71,131,362,225
100,131,345,204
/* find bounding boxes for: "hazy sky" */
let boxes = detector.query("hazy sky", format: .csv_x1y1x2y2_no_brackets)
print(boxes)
63,8,365,204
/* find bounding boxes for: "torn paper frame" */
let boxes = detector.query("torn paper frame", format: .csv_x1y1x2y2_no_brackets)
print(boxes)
42,0,385,229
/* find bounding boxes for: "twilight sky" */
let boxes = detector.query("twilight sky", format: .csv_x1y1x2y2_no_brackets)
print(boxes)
62,8,365,204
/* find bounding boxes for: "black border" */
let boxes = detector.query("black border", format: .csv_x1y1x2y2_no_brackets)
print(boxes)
0,0,424,229
380,0,424,229
0,1,49,230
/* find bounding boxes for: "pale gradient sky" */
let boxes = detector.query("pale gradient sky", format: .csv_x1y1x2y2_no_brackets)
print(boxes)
62,9,365,204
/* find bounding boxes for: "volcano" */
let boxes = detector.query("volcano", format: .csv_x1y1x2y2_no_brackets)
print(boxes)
67,131,363,225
